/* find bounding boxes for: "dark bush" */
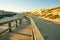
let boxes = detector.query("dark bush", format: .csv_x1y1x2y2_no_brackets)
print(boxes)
0,11,17,19
49,15,60,19
3,12,16,17
45,14,53,18
0,15,4,19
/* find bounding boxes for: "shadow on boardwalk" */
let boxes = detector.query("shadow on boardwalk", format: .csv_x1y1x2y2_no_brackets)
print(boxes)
0,17,32,40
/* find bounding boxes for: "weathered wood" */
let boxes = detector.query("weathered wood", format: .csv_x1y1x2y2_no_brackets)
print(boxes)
0,29,8,34
8,22,12,33
0,19,20,25
0,18,22,37
19,18,22,25
24,16,31,24
0,20,20,37
16,20,18,27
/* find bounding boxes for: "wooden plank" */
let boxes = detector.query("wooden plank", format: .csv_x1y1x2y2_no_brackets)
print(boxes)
0,19,20,25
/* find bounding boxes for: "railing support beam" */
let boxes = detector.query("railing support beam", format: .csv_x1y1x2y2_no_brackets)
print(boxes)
19,19,22,25
8,22,12,33
16,20,18,27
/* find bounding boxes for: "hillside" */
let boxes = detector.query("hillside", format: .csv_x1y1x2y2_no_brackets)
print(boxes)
25,7,60,24
31,7,60,24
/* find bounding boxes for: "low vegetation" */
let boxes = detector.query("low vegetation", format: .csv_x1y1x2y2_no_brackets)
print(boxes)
0,10,16,19
24,7,60,24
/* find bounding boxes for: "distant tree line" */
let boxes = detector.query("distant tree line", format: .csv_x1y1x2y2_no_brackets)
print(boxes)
0,10,16,19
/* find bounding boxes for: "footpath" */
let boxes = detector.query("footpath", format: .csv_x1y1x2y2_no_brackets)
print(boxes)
0,16,44,40
0,18,33,40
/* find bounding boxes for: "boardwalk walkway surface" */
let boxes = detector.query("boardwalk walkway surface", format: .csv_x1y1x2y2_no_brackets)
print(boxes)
0,17,33,40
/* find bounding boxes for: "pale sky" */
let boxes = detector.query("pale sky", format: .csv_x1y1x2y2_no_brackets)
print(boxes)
0,0,60,12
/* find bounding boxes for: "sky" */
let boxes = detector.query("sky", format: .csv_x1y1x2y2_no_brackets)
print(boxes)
0,0,60,12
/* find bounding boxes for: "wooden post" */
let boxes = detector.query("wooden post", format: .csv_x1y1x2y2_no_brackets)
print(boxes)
19,18,22,25
16,20,18,27
8,22,12,33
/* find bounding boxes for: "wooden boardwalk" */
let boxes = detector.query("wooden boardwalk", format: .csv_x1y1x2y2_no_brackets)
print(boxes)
10,25,32,40
0,16,44,40
0,17,33,40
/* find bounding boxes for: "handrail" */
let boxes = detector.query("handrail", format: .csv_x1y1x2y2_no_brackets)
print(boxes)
0,18,22,37
26,16,44,40
0,18,21,25
31,18,44,40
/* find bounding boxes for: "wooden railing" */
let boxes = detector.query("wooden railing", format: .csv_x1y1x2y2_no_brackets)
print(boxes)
26,16,44,40
0,15,44,40
0,18,22,37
